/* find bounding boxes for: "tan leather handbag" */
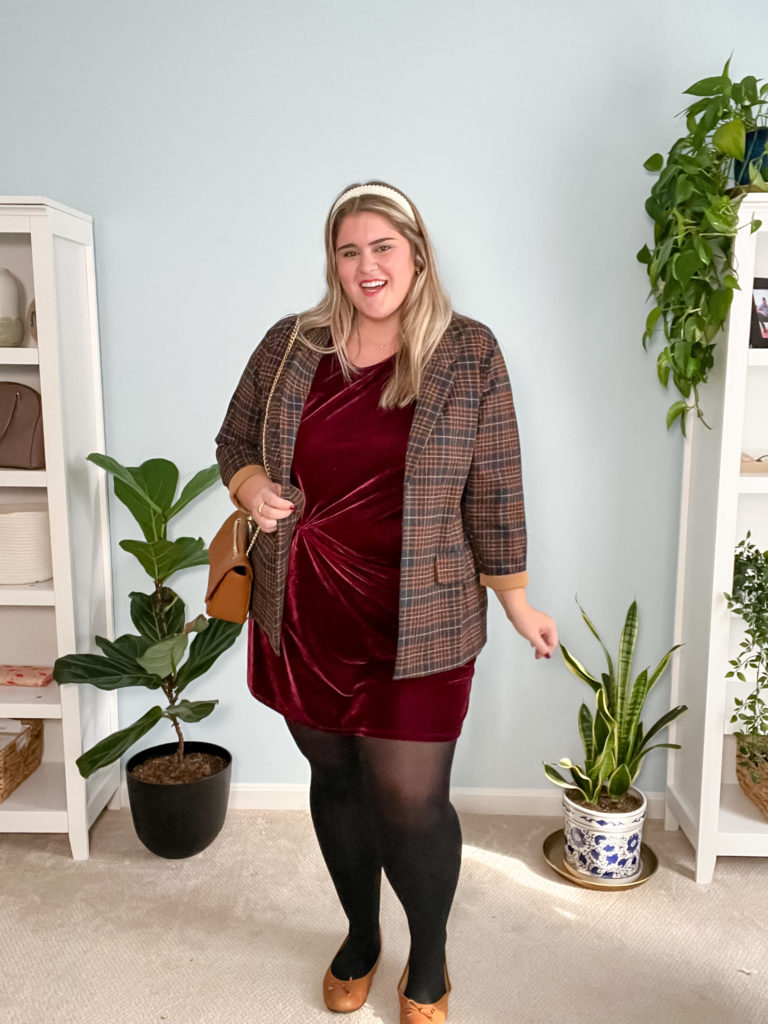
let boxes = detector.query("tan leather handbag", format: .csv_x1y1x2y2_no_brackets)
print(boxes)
205,318,301,623
0,382,45,469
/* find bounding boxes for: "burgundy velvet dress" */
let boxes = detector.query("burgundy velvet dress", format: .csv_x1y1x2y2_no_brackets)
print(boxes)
247,351,475,741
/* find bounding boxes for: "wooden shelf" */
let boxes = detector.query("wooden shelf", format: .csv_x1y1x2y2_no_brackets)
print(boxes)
0,682,61,718
0,469,46,487
0,348,39,365
0,761,68,831
0,580,54,606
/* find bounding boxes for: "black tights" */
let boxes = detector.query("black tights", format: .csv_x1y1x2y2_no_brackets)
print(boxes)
286,719,461,1004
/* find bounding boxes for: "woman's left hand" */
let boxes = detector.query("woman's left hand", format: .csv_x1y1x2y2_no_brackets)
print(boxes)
494,588,558,659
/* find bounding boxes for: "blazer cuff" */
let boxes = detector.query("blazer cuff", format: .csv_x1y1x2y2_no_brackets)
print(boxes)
228,464,268,509
479,571,529,591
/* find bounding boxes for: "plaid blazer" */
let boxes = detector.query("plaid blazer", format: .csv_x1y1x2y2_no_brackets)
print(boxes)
215,313,527,679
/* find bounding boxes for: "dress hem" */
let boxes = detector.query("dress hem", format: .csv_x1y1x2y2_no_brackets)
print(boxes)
250,691,466,743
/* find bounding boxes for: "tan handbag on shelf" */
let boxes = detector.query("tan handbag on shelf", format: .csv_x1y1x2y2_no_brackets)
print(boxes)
205,318,301,623
0,382,45,469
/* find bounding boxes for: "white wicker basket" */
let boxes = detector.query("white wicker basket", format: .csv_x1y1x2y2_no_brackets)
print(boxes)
0,503,53,584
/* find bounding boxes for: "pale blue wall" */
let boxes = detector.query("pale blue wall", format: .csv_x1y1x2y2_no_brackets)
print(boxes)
1,0,756,791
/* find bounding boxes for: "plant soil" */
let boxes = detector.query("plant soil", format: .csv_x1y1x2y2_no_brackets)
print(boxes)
129,751,228,785
566,788,643,813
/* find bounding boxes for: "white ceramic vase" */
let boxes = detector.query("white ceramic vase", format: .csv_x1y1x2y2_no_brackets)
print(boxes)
0,268,24,347
562,787,647,881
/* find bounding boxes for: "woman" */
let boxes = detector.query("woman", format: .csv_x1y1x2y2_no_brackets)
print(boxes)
216,181,557,1024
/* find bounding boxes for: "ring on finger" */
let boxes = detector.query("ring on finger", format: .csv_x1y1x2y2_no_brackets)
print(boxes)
258,501,265,515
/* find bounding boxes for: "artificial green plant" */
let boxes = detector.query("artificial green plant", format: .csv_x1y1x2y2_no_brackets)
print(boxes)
53,455,242,779
544,601,686,805
725,532,768,780
638,58,768,433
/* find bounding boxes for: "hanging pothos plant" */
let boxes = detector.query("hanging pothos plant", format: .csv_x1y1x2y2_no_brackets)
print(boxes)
638,59,768,434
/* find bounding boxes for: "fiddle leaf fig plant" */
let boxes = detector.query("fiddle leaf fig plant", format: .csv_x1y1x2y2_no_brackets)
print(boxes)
53,455,242,779
544,601,687,806
638,58,768,433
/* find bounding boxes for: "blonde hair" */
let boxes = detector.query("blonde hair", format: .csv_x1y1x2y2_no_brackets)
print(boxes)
299,181,453,408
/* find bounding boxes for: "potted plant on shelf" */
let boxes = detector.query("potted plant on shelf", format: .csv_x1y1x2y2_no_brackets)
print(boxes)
53,454,242,859
725,532,768,821
544,600,686,882
638,58,768,434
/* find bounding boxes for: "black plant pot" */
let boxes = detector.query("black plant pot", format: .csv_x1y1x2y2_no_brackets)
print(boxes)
126,741,232,859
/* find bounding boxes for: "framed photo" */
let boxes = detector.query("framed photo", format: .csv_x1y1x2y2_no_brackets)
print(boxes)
750,278,768,348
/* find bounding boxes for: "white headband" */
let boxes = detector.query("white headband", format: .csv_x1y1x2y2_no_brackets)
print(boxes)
330,184,417,223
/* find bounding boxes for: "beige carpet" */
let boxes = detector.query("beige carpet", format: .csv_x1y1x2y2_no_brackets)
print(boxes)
1,810,767,1024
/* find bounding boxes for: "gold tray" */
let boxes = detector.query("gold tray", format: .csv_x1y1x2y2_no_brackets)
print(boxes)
542,830,658,891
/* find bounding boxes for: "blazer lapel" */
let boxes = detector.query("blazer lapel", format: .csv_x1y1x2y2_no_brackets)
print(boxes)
404,324,458,481
275,325,331,486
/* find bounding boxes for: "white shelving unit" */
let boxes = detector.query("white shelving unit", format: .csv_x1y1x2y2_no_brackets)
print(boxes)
666,193,768,882
0,197,118,858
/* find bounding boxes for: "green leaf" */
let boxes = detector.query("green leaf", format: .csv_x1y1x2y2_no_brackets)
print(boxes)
168,465,221,520
606,763,633,800
576,602,615,683
129,587,186,641
113,459,180,543
578,703,595,765
120,537,209,582
621,668,648,762
87,454,162,515
137,633,189,679
75,707,164,778
54,647,163,691
666,400,688,431
175,617,243,692
164,699,218,723
672,250,701,288
637,244,652,265
684,75,726,97
559,642,601,692
92,633,154,672
614,602,638,732
543,763,581,793
751,219,763,234
635,705,688,756
657,350,671,388
643,153,664,173
709,287,733,327
644,306,662,340
713,118,746,159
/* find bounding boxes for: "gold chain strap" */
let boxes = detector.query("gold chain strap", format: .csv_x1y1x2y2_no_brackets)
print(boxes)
246,317,302,555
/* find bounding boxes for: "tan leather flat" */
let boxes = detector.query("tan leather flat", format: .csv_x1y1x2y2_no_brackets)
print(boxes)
397,963,451,1024
322,935,382,1013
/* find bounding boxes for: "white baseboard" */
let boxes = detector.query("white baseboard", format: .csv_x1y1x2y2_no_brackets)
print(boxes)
118,781,666,818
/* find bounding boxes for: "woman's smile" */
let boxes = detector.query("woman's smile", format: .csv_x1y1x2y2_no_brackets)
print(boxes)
335,211,415,327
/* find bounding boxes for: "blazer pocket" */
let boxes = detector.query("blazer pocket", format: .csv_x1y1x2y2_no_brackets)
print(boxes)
434,549,477,584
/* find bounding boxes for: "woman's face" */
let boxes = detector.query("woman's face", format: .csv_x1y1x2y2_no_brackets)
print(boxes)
334,211,416,328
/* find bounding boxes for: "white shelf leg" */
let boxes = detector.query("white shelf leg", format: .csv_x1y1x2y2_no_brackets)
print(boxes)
695,846,717,884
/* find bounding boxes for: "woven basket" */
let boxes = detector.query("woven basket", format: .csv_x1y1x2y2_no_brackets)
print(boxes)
735,734,768,822
0,503,52,584
0,719,43,803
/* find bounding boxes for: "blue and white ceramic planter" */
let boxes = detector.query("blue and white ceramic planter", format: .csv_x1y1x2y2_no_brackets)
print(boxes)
562,788,647,881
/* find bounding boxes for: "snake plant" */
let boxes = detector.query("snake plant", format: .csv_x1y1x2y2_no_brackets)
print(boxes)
544,601,687,805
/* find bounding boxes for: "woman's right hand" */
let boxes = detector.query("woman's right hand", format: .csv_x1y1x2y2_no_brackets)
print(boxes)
236,471,295,534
